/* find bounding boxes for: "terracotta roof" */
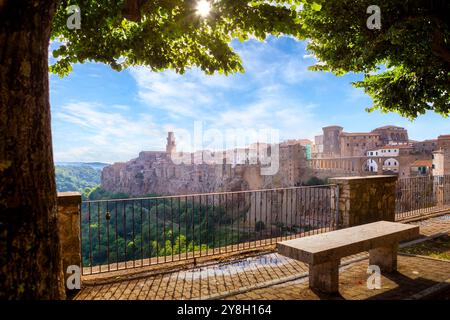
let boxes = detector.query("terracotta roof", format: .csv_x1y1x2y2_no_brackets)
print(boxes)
410,160,433,167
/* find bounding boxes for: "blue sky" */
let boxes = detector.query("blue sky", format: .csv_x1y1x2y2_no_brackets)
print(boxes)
50,36,450,163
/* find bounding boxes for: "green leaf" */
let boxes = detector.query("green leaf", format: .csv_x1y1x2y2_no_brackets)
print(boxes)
311,3,322,11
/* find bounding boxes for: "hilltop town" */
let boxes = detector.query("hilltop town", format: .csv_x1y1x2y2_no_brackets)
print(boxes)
101,125,450,196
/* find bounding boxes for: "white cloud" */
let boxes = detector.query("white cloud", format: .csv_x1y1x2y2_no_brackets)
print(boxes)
127,38,323,142
54,101,166,162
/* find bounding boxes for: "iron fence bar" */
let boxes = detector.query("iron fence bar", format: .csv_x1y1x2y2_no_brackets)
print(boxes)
171,197,174,262
185,196,188,260
106,201,110,271
97,202,101,272
211,194,215,255
140,199,143,266
163,198,166,263
155,198,159,265
147,200,153,265
115,201,118,270
123,201,126,268
178,197,181,260
88,201,92,274
132,200,135,268
191,195,195,258
336,184,340,229
80,201,84,275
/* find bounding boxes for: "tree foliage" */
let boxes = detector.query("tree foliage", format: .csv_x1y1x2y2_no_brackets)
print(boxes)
50,0,309,76
55,165,101,192
298,0,450,119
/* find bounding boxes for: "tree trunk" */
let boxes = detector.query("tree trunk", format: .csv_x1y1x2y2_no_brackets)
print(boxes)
0,1,65,299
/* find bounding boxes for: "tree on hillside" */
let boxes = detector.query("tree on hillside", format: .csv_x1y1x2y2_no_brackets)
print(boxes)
0,0,307,299
298,0,450,119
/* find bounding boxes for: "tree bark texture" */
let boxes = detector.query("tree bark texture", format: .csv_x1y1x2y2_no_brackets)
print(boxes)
0,0,65,299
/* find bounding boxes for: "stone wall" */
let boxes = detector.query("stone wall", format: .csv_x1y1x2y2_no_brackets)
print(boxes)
329,175,397,228
57,192,81,293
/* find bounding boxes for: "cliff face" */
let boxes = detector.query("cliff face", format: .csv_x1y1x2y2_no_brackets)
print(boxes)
101,151,250,196
101,142,310,197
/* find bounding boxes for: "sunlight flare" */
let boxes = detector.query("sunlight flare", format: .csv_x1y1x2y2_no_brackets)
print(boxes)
196,0,211,17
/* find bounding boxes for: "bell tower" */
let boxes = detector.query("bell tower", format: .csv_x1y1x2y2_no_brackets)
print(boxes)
166,132,176,154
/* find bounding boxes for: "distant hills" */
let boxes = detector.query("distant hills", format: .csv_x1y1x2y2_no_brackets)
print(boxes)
56,161,110,170
55,162,110,193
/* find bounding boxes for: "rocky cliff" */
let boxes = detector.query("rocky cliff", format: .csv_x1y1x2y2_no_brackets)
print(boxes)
101,151,252,196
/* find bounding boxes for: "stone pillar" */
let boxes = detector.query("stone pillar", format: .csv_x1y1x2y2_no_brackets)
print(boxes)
329,175,397,228
309,259,340,293
369,244,398,272
57,192,82,293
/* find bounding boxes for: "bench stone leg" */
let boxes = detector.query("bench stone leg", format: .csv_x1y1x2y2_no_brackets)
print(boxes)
309,259,340,294
369,243,398,273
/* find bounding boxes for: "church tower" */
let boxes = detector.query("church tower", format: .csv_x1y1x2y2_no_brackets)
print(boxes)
166,132,176,155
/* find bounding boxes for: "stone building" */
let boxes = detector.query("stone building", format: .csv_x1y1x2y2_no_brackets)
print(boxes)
432,135,450,176
278,141,308,187
339,132,381,157
371,125,409,145
321,126,344,157
313,135,324,156
166,131,176,154
314,125,409,159
410,160,433,176
310,125,436,178
438,135,450,150
102,132,309,196
412,139,438,155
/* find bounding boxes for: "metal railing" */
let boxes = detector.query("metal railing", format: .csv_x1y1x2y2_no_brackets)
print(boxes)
80,185,339,275
395,175,450,221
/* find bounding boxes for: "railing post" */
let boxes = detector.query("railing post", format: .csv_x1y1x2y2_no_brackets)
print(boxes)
57,192,82,295
335,184,340,229
329,176,398,228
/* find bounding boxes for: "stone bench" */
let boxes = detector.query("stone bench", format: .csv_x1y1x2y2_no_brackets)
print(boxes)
277,221,420,293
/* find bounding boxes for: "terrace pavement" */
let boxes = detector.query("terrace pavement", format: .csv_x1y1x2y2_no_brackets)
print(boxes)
74,214,450,300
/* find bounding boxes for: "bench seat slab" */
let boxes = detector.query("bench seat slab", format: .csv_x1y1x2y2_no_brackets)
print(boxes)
277,221,419,265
